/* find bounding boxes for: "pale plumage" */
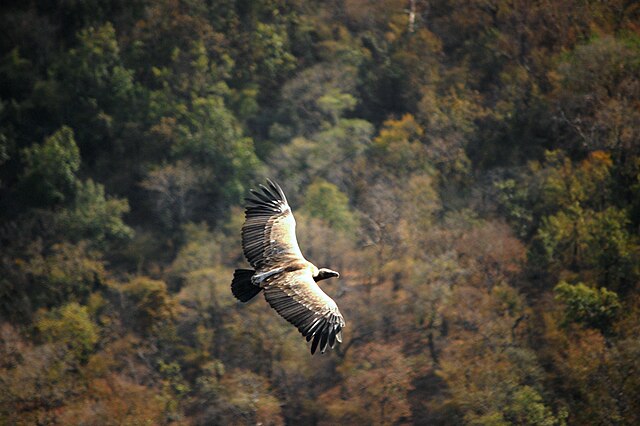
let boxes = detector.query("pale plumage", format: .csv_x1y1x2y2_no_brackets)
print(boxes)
231,180,345,354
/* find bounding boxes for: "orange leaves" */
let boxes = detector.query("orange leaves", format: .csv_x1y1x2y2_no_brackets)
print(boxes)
370,114,430,178
319,342,414,425
56,374,168,426
454,220,526,282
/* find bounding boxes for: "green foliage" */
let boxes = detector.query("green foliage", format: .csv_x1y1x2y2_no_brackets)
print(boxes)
249,22,296,83
66,23,135,109
505,386,565,426
271,117,373,197
273,63,361,138
301,179,357,233
495,178,535,238
497,149,639,289
57,179,133,249
172,223,221,274
162,95,263,214
20,126,80,206
554,281,621,333
538,150,613,211
189,99,257,173
45,22,140,169
536,205,638,289
18,242,106,312
555,35,640,155
158,360,190,419
36,302,99,362
317,89,357,124
192,367,284,426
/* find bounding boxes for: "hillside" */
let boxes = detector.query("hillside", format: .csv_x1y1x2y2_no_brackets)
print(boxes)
1,1,639,424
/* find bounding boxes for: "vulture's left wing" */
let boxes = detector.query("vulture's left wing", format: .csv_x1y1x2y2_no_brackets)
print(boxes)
263,268,345,354
242,180,304,270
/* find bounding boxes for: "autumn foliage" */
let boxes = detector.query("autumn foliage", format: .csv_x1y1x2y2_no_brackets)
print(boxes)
1,1,640,424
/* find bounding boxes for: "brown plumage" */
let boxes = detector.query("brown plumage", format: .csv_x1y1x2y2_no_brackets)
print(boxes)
231,179,345,354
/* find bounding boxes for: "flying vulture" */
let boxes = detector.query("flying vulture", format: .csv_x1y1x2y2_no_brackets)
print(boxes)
231,179,345,354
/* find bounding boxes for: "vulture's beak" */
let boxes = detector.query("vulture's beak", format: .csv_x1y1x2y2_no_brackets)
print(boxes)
316,268,340,281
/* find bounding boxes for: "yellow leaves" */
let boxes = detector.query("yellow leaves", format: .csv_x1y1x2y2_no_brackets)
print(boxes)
370,114,432,179
36,302,99,363
178,265,237,311
120,277,177,333
376,114,424,146
587,149,613,167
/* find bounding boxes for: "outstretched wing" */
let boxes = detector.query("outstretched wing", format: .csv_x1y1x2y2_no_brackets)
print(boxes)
263,269,345,354
242,179,304,271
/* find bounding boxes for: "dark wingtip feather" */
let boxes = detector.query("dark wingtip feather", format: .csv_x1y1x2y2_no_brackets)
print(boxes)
319,325,329,353
266,178,277,192
310,332,322,354
266,179,287,203
328,326,337,348
249,189,271,203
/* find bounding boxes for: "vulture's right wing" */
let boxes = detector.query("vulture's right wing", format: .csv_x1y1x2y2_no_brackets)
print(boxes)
242,180,304,270
263,268,345,354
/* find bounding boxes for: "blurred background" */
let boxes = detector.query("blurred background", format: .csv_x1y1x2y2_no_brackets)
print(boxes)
1,0,639,424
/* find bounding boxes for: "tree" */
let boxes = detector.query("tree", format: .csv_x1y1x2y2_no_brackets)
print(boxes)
554,281,620,334
151,94,263,220
19,126,80,207
120,277,176,334
57,179,133,249
36,302,99,363
319,342,414,425
553,35,640,159
191,366,284,426
272,63,361,139
535,205,638,291
141,161,199,232
270,117,373,200
368,114,430,178
16,241,106,314
301,179,358,233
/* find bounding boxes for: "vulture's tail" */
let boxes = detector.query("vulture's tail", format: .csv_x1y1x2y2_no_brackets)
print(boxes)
231,269,262,302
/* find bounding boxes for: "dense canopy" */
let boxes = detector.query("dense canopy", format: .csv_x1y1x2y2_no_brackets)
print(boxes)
1,1,639,424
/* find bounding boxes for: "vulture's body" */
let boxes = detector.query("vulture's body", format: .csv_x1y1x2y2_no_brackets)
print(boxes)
231,180,345,354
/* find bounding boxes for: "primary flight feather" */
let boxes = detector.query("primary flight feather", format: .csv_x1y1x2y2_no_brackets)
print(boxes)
231,179,345,354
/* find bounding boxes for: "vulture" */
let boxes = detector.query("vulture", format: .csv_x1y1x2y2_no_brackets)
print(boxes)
231,179,345,354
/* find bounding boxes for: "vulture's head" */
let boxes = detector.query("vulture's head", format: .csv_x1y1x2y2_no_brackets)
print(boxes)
314,268,340,282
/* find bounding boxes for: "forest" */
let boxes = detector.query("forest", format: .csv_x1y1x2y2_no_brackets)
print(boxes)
1,0,639,424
